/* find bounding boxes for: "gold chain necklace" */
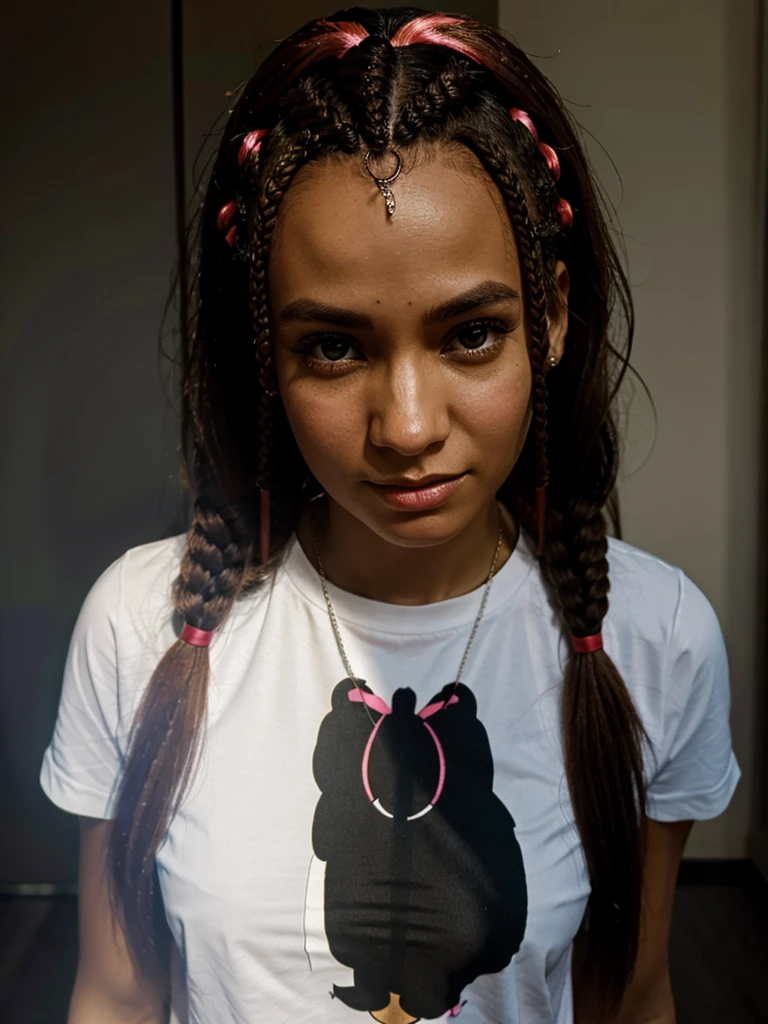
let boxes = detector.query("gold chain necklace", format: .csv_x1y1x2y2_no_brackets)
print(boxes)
309,497,505,726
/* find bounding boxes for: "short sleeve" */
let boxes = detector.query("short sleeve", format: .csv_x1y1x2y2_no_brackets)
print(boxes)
645,570,741,821
39,552,126,820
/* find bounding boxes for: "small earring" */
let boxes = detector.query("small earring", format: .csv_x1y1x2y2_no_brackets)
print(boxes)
548,355,557,368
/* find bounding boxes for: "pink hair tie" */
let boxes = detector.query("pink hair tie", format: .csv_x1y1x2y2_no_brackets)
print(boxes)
537,141,561,181
509,107,538,140
512,103,573,224
390,12,485,66
557,197,574,228
216,200,239,248
180,623,215,647
216,129,270,248
510,107,571,226
309,18,371,60
216,200,237,231
238,128,269,167
510,107,559,176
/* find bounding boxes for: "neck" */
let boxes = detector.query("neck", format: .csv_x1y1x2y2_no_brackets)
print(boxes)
297,495,518,605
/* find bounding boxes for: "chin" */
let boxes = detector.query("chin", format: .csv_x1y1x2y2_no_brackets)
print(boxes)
359,504,478,550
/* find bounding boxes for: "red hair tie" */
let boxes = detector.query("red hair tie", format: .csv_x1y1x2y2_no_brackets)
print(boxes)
571,633,603,653
181,623,215,647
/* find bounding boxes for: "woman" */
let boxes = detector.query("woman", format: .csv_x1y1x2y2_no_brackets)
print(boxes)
40,8,740,1023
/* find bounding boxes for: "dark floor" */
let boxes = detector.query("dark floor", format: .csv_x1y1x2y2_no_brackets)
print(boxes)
669,877,768,1023
1,868,767,1023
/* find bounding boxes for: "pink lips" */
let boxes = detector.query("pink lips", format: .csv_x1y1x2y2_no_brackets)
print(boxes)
371,474,466,510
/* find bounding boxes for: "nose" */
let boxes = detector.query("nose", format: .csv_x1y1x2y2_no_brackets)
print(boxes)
367,356,451,455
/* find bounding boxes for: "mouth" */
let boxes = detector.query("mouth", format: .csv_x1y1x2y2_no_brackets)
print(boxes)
366,472,468,511
369,472,466,488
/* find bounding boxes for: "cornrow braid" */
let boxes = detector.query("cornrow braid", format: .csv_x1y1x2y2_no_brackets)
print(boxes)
248,137,310,565
278,74,360,153
355,35,397,152
456,129,552,508
396,58,482,143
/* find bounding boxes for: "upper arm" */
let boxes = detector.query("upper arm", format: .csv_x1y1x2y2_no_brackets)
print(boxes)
70,815,167,1023
611,816,693,1023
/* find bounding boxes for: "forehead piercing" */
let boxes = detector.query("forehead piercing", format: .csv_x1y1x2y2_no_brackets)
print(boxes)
364,149,402,217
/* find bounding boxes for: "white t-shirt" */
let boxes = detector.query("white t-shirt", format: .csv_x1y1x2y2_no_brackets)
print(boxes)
40,521,740,1024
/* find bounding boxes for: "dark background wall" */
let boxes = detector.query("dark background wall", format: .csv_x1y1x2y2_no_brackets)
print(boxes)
1,0,496,885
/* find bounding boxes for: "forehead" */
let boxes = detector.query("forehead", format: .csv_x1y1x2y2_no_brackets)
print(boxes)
268,146,521,308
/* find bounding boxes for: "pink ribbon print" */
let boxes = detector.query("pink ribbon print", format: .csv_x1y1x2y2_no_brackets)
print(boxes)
348,689,459,821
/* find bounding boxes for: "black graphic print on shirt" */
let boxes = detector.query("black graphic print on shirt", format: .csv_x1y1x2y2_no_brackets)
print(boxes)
309,679,528,1023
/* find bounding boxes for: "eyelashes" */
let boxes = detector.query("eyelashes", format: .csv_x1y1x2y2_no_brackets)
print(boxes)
292,318,515,375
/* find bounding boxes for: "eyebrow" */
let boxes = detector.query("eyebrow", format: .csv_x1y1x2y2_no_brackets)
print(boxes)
276,280,521,329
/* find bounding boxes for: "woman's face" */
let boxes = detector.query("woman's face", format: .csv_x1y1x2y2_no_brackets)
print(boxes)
269,145,569,549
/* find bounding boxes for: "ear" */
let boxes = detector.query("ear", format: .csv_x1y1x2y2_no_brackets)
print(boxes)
545,260,570,369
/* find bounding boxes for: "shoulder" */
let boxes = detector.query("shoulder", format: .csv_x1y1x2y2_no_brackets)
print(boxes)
73,533,189,669
601,537,734,789
84,532,187,601
599,536,727,734
120,531,188,589
603,535,719,656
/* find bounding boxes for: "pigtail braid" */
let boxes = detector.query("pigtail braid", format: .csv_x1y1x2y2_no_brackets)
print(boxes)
107,125,336,989
542,504,650,1015
461,130,650,1016
107,494,256,991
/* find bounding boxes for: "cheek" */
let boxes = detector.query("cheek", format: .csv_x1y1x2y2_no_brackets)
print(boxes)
281,390,361,480
461,365,533,452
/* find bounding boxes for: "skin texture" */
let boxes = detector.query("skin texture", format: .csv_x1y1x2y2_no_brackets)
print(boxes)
269,144,569,605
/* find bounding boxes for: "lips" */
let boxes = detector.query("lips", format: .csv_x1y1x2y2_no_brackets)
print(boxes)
368,473,467,511
370,473,464,488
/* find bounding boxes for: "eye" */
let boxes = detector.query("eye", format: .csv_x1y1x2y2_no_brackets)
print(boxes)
446,318,513,358
294,331,366,372
306,336,360,363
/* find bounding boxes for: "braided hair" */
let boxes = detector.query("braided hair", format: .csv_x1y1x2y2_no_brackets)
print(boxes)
106,8,650,1019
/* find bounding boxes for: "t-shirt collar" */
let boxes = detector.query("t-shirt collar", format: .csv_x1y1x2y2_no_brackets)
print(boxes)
283,523,536,635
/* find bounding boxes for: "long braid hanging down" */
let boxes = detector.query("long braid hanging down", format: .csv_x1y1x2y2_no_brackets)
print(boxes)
463,125,649,993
